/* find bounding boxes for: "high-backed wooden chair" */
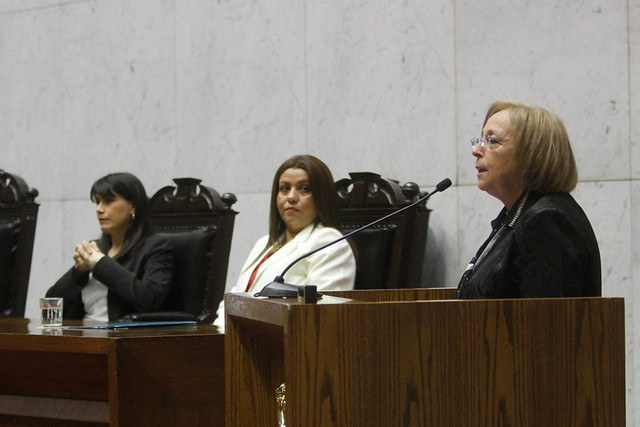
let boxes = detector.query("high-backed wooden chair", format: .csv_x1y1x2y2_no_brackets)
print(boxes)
0,170,39,317
335,172,429,289
122,177,237,324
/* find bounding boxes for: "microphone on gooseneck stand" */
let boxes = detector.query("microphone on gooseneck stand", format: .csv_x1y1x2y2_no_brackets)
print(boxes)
254,178,453,299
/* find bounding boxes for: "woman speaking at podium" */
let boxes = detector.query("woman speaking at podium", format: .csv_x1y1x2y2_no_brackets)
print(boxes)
47,172,174,322
214,155,355,327
456,100,601,299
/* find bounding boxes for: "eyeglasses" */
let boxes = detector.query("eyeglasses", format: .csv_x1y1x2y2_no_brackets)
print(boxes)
470,136,501,150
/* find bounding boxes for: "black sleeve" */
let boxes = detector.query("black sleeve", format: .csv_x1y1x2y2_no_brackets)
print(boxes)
91,235,174,312
516,209,588,297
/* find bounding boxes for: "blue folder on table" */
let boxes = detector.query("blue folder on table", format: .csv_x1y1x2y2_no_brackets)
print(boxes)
58,320,197,330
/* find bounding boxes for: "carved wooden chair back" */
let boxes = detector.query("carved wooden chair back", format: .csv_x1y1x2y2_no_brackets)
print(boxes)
336,172,429,289
0,170,39,317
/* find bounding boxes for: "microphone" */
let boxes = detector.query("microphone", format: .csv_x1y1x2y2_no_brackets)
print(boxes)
254,178,453,298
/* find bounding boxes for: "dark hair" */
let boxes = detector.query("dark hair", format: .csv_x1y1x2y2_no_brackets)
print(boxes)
267,155,341,248
90,172,151,258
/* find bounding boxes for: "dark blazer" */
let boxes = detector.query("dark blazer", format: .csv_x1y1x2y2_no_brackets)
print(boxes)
456,191,601,299
46,234,174,321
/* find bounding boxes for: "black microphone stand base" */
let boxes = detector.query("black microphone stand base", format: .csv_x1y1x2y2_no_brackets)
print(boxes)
254,277,322,302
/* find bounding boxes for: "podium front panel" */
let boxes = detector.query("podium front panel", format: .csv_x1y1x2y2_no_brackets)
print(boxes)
225,291,625,427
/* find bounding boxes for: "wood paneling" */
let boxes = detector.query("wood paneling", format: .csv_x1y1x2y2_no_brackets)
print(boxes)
225,291,625,426
0,318,225,426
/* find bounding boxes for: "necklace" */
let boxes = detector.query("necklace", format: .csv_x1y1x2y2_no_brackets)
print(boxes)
508,191,530,227
456,190,531,298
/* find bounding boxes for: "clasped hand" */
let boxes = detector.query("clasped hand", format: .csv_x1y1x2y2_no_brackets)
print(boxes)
73,240,105,272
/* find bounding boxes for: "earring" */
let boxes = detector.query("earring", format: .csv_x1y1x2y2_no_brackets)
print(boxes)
131,212,136,221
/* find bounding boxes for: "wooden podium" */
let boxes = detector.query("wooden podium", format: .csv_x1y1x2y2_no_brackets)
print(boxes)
225,289,625,426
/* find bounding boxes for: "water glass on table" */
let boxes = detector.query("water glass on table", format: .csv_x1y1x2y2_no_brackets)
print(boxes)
39,297,63,327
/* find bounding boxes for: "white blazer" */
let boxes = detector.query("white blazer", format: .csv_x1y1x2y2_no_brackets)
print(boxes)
214,223,355,326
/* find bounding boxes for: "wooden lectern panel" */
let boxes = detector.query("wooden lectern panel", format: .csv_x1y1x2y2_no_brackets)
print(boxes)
323,286,457,301
225,290,625,426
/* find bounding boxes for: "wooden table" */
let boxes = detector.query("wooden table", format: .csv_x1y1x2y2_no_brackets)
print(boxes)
0,318,225,426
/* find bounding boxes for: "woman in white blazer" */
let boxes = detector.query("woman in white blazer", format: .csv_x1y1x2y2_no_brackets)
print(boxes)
214,155,356,327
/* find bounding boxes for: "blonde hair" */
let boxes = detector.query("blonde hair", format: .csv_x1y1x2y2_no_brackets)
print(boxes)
484,100,578,193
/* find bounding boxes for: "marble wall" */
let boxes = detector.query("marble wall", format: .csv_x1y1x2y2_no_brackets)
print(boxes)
1,0,637,423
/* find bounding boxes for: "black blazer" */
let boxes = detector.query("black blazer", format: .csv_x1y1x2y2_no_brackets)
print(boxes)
456,191,601,299
46,234,174,321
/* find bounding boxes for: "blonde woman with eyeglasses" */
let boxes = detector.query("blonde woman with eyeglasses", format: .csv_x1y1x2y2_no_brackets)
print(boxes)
456,100,601,299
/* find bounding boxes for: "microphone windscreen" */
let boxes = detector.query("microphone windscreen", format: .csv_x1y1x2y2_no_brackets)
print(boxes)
436,178,452,192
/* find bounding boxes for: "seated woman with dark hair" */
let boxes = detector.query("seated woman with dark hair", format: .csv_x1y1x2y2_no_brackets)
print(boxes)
47,172,174,322
214,155,356,327
457,100,601,299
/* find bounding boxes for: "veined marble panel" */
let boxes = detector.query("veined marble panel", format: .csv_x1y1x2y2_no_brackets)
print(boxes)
631,0,640,180
0,7,63,200
422,183,459,287
456,0,629,186
0,1,89,14
305,0,456,185
59,0,177,200
224,192,272,293
174,0,306,195
573,181,631,298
